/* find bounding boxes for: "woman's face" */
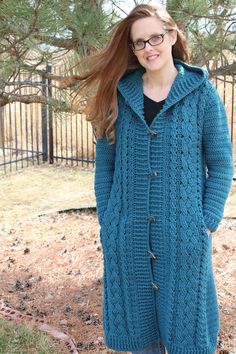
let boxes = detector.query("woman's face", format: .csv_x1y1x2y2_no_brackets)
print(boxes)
130,16,177,73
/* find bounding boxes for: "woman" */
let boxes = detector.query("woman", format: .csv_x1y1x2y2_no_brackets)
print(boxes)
70,3,234,354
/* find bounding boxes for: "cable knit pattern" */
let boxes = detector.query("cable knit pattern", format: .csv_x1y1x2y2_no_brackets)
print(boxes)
94,60,234,354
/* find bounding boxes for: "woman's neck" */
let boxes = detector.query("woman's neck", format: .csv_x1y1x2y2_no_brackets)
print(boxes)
142,63,178,102
142,64,178,90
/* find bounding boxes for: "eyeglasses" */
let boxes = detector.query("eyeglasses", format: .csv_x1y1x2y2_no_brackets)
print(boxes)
129,30,170,51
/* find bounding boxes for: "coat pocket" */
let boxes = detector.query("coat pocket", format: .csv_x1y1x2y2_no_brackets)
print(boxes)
199,212,213,240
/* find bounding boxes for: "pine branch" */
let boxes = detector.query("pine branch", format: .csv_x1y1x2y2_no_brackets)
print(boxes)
22,64,64,82
0,92,70,111
33,35,78,50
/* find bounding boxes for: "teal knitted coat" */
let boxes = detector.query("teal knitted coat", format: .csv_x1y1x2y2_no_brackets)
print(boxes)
94,60,234,354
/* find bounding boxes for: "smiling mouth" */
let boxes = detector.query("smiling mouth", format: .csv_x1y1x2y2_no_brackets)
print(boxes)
146,54,159,61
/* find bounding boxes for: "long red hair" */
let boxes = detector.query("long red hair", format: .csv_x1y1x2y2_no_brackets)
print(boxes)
64,4,190,144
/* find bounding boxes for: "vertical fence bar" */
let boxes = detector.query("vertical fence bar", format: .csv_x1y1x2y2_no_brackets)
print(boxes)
75,114,78,166
13,101,17,171
55,106,58,163
8,103,13,172
86,119,89,168
19,75,24,169
70,113,73,166
54,65,58,162
24,94,29,167
47,64,54,164
231,74,235,144
60,111,63,161
29,87,34,166
41,72,48,162
65,109,68,165
0,107,7,174
35,93,40,165
59,63,63,162
223,73,226,105
80,115,83,167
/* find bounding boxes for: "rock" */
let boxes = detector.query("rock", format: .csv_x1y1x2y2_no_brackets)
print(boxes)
64,305,73,315
59,319,68,326
7,257,15,264
14,280,24,291
74,293,82,302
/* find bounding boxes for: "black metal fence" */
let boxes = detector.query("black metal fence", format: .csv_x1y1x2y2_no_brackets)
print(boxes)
0,78,44,173
0,67,235,174
0,65,95,174
213,73,235,146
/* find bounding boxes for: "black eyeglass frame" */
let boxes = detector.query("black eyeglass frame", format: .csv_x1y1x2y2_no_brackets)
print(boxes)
129,30,171,51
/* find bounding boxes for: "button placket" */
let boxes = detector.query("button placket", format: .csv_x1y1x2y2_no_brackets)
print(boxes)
146,129,160,292
146,130,158,138
151,281,159,291
148,250,157,260
147,171,159,178
146,215,157,223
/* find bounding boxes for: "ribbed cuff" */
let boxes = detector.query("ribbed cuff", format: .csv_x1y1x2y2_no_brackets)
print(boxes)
203,212,220,233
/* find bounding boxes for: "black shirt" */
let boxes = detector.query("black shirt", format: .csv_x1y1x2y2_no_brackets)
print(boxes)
144,94,165,127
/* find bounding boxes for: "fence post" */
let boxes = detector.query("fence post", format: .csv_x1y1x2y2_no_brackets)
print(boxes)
41,73,48,162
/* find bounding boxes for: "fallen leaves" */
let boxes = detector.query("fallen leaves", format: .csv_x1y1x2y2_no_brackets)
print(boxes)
0,211,235,353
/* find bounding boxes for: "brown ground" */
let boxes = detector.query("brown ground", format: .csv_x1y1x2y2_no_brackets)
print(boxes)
0,210,235,354
0,166,235,354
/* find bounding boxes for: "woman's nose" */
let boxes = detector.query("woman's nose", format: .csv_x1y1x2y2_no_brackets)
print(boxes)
144,42,154,51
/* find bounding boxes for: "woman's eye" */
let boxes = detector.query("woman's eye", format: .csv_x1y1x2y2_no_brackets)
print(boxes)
135,40,144,46
151,35,161,43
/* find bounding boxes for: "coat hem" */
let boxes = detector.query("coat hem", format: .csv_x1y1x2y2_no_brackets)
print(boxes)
165,342,217,354
104,335,217,354
104,333,161,352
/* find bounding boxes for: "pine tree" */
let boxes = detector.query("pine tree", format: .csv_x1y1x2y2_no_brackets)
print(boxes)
0,0,112,108
166,0,236,76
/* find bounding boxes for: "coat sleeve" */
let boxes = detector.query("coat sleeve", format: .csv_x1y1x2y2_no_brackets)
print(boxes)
202,80,234,232
94,133,116,226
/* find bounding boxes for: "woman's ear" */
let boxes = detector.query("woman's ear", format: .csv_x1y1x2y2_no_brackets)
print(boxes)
130,44,137,57
170,29,177,46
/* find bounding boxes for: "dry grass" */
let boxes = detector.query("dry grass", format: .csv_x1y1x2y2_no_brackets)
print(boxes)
0,164,95,224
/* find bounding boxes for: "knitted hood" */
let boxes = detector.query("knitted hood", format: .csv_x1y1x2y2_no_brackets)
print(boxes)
117,59,209,120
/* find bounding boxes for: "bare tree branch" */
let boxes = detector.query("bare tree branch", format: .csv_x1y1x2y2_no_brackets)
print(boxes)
110,0,129,16
169,9,235,21
209,62,236,78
